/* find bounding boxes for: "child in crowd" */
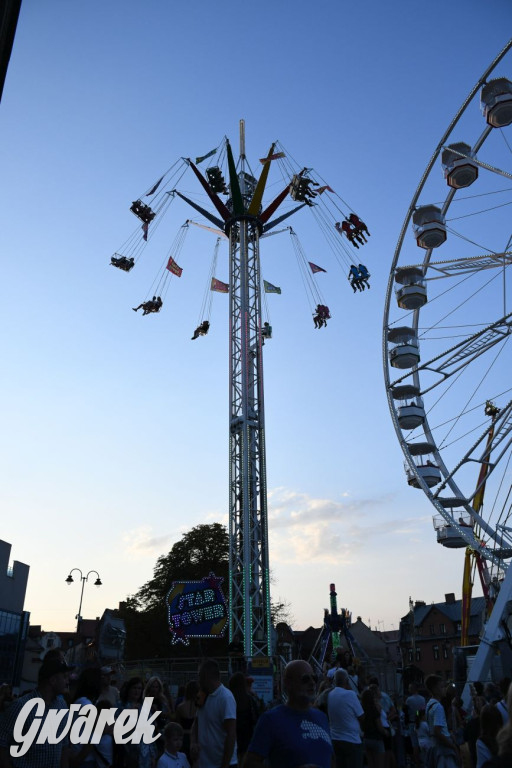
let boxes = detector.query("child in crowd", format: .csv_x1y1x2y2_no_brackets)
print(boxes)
157,722,190,768
415,709,430,767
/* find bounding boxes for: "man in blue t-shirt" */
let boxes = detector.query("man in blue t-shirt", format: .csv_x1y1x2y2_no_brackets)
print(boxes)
244,660,333,768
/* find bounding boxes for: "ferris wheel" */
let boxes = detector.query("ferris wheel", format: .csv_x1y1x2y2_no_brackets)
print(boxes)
383,38,512,603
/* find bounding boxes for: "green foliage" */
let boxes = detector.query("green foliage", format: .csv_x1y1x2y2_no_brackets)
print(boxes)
121,523,229,659
120,522,292,659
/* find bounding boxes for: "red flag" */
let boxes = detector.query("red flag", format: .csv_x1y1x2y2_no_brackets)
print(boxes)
166,256,183,277
211,277,229,293
309,261,327,274
259,151,285,164
142,222,149,241
316,185,334,194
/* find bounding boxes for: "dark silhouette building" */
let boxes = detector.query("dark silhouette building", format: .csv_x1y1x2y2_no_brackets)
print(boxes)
0,540,29,688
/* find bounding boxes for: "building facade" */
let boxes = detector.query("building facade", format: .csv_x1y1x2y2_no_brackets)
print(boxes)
0,540,29,689
399,593,485,687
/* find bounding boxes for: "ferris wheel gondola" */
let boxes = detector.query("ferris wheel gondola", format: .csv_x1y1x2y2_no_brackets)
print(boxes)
383,39,512,689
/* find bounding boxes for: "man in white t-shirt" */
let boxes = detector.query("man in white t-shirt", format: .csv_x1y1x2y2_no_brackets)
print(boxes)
405,682,426,767
328,669,364,768
425,675,459,768
191,659,237,768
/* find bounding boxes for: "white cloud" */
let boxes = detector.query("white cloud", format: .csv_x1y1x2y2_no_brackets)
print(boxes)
121,526,177,558
267,488,398,564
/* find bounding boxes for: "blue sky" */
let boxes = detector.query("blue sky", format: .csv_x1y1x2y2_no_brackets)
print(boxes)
0,1,511,636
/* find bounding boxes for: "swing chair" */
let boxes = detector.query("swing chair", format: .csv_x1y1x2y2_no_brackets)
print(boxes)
131,221,190,317
289,227,331,329
191,236,225,340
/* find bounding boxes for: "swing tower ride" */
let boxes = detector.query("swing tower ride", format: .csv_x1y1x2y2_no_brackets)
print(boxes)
118,121,335,658
177,122,310,658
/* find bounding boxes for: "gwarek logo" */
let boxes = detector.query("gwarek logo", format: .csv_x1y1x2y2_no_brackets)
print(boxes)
11,697,160,757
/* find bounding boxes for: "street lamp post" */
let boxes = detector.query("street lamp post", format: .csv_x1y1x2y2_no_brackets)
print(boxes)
65,568,102,633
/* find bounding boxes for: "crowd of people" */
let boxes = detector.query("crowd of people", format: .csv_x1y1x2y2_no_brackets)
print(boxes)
301,656,512,768
1,649,512,768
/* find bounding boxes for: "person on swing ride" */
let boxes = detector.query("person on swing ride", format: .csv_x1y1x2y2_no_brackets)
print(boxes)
111,255,135,271
262,321,272,339
358,263,371,289
146,296,163,314
348,219,366,246
132,296,163,315
299,175,318,204
313,304,331,328
348,213,371,241
191,320,210,340
349,265,363,292
335,220,360,249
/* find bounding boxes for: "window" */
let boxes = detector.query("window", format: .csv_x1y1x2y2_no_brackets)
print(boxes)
443,646,449,659
440,623,446,634
430,624,435,635
433,645,440,660
408,649,413,662
416,648,421,662
456,622,462,632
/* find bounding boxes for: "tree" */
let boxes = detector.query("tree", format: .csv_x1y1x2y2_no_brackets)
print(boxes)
120,522,294,659
121,523,229,659
270,597,295,627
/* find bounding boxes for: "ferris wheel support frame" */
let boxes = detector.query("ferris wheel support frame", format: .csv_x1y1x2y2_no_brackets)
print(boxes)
462,561,512,710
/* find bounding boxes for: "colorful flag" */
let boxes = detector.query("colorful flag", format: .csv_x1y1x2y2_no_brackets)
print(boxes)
141,222,149,241
259,151,285,164
196,148,217,164
166,256,183,277
316,185,334,194
263,280,282,294
211,277,229,293
146,176,164,196
309,261,326,274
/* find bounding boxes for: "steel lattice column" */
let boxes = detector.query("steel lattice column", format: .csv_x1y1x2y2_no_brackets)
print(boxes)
229,215,271,658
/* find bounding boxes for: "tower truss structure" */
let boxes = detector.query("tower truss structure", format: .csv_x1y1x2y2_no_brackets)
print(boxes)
177,122,308,657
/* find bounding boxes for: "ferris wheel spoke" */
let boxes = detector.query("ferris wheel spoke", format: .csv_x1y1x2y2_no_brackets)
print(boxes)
433,400,512,495
442,146,512,181
424,252,512,279
389,316,511,394
417,317,512,394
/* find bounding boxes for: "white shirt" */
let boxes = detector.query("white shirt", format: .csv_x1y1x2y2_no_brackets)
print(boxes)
497,698,509,724
417,721,430,751
158,751,190,768
476,738,493,768
327,687,363,743
426,698,450,745
197,684,237,768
